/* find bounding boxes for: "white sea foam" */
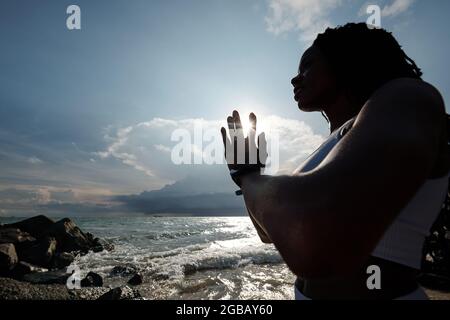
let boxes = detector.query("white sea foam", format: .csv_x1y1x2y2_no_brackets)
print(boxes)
56,216,295,299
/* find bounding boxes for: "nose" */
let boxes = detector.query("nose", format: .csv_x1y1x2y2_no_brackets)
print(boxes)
291,74,302,87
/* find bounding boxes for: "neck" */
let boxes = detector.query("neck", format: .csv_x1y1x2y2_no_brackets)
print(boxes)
323,95,360,134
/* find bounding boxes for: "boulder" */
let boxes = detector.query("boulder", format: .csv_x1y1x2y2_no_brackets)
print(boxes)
97,287,122,300
127,273,143,285
92,237,114,253
97,286,142,300
0,243,18,275
2,216,111,256
11,261,48,280
19,237,57,268
4,215,55,239
51,252,75,269
0,228,36,244
110,264,138,277
43,218,93,253
80,271,103,287
85,232,95,243
22,270,70,285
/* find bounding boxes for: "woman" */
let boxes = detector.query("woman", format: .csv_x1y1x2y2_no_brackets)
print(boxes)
220,23,449,299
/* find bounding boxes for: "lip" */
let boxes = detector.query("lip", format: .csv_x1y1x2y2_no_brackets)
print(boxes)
293,86,304,95
293,86,304,101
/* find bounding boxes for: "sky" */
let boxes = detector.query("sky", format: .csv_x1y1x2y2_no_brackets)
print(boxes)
1,0,449,216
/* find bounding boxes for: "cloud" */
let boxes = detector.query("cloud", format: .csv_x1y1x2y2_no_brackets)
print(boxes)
264,0,343,42
265,0,416,42
95,116,325,182
0,186,123,217
1,116,324,216
27,156,43,164
0,188,49,206
154,144,171,153
382,0,415,17
0,187,80,207
114,191,246,215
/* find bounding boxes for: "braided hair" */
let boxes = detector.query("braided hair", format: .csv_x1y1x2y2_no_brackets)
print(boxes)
311,23,422,120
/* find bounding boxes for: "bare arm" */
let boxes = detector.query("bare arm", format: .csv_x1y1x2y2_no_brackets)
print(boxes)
240,78,445,278
247,207,272,243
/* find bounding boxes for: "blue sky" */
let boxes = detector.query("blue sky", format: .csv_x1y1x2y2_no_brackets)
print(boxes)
1,0,449,216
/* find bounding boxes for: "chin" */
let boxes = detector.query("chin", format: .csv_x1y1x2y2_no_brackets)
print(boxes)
297,100,320,112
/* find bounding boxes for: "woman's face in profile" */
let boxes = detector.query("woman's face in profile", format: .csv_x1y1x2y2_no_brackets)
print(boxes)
291,46,338,112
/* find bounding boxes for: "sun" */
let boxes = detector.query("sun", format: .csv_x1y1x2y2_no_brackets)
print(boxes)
236,110,269,137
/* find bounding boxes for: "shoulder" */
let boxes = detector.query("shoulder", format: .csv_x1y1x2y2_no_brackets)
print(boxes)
379,78,443,103
360,78,445,121
353,78,445,145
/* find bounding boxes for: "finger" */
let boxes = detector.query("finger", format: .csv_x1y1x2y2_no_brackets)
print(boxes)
258,132,268,166
233,135,238,165
220,127,227,147
248,114,257,164
233,110,242,130
245,136,249,164
227,116,235,131
233,110,245,164
221,127,232,160
249,112,257,131
233,110,244,139
227,116,235,140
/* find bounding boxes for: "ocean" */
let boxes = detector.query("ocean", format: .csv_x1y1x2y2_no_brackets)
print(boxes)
1,216,296,300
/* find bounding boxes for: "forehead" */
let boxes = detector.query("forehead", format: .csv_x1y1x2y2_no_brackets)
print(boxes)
300,46,321,65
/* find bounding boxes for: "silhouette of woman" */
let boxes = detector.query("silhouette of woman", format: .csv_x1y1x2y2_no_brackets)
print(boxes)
221,23,449,299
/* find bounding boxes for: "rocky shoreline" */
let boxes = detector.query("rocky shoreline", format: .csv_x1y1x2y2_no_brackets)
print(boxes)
0,215,143,300
2,215,450,300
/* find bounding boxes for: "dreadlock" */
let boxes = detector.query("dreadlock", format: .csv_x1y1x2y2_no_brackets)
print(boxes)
311,23,422,121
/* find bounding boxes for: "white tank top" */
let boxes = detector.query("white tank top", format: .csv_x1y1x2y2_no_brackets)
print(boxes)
295,117,449,269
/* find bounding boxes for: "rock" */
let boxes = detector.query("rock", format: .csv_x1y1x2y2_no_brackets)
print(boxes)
10,261,48,280
22,270,70,285
92,237,114,253
184,263,197,276
127,273,143,285
19,237,57,268
4,215,55,239
2,216,112,256
85,232,95,243
43,218,93,253
97,286,142,300
97,287,122,300
417,273,450,291
110,264,139,277
51,252,75,269
81,272,103,287
0,243,18,275
152,273,170,281
0,228,36,244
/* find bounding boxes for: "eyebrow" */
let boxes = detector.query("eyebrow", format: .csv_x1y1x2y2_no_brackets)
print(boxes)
298,57,312,73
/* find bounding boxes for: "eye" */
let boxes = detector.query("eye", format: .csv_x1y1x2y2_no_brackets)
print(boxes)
299,61,312,75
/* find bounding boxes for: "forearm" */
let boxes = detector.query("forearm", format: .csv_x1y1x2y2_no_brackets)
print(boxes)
246,206,273,243
240,172,328,233
239,171,343,277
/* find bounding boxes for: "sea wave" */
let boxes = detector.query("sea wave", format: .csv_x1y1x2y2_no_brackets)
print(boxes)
73,235,283,282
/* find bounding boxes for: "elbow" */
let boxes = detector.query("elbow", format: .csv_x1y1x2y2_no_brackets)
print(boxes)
287,247,368,279
274,217,373,279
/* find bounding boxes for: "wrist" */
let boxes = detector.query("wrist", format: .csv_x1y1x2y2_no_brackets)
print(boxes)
230,167,261,188
240,170,260,187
